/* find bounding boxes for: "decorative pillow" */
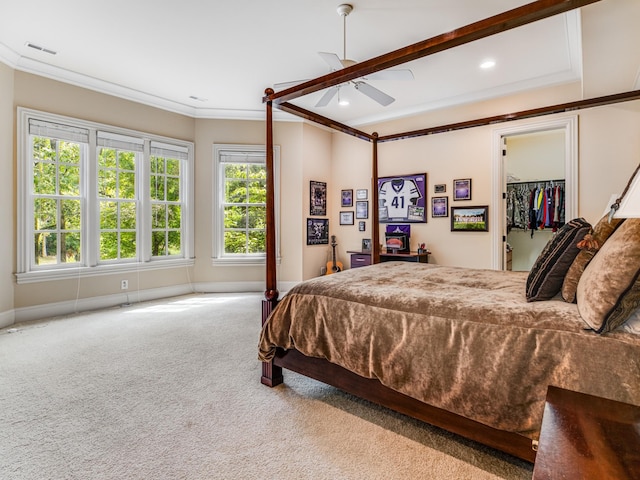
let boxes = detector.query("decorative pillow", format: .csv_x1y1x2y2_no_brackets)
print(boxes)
561,216,625,303
577,218,640,333
526,218,591,302
618,306,640,334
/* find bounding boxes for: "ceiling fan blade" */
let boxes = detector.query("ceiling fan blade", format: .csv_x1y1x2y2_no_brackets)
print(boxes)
367,69,414,81
273,79,310,90
315,86,340,107
318,52,345,71
354,81,395,106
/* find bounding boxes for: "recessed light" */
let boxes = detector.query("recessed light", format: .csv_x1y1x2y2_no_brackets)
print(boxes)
480,59,496,70
25,42,57,55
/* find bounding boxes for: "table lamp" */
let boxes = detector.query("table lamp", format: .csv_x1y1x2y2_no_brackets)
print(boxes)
607,163,640,221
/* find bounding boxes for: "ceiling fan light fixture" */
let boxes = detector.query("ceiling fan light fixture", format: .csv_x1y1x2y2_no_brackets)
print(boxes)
337,88,350,106
480,59,496,70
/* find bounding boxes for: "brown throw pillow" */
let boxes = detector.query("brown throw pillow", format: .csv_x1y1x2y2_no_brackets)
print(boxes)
526,218,591,302
577,218,640,333
561,216,625,302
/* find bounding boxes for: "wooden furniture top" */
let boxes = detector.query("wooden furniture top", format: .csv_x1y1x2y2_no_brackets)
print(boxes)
532,386,640,480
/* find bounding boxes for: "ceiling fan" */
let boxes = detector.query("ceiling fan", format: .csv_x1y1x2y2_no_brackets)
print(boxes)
275,3,414,108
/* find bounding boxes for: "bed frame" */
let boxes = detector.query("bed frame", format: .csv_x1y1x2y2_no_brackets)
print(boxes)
259,0,640,463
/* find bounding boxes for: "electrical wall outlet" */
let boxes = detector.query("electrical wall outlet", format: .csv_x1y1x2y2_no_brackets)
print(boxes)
121,280,128,290
320,266,327,276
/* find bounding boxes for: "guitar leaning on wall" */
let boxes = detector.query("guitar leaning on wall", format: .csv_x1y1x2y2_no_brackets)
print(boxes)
326,235,343,275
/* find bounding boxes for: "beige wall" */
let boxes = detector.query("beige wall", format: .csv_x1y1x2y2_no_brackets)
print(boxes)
327,84,640,269
0,62,14,321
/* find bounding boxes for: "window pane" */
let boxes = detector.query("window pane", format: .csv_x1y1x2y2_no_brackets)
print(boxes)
98,148,117,168
150,174,161,200
166,176,179,202
166,159,179,175
34,198,57,230
168,231,181,254
35,232,57,265
100,232,118,260
100,201,117,229
33,162,57,195
152,204,166,228
224,230,246,254
33,137,56,161
59,165,80,196
225,180,247,203
120,202,136,229
98,169,117,198
120,232,136,258
118,151,135,171
151,156,165,174
152,231,166,256
60,200,81,229
224,206,246,229
247,206,266,229
61,232,80,263
59,141,80,164
248,180,266,203
249,164,266,180
119,172,136,199
224,163,246,179
248,230,266,253
168,205,181,228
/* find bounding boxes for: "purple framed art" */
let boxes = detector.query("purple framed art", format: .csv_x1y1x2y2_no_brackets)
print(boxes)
377,173,427,223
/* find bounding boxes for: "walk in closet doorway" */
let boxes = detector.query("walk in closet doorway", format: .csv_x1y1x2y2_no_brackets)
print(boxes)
491,116,578,271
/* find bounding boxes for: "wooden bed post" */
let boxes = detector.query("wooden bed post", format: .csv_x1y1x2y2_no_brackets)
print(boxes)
371,133,380,264
261,88,283,387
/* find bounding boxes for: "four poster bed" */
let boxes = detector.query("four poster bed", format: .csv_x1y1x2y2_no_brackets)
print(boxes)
258,0,640,463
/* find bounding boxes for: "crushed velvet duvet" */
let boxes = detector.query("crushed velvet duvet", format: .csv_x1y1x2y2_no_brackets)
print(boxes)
259,262,640,439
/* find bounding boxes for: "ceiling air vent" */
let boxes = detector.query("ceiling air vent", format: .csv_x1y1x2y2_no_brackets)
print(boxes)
26,42,57,55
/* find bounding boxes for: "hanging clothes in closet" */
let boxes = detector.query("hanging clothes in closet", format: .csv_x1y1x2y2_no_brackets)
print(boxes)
506,180,565,236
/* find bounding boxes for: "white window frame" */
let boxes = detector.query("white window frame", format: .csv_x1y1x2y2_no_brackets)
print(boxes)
16,107,195,284
212,144,280,266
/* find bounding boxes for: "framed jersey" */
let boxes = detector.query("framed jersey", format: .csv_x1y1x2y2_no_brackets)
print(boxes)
377,173,427,223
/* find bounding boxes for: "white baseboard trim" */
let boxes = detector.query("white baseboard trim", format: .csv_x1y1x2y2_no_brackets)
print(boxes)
7,280,301,326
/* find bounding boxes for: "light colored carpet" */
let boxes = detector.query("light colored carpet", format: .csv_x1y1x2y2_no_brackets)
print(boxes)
0,293,533,479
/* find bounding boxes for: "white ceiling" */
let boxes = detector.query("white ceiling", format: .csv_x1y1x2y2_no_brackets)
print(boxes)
0,0,638,126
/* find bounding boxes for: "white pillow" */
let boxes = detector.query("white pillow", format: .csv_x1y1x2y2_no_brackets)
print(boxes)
619,307,640,334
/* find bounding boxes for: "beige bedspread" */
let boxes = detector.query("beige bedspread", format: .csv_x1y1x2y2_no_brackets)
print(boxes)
259,262,640,438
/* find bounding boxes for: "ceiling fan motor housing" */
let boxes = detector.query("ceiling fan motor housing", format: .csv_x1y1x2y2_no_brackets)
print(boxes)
337,4,353,17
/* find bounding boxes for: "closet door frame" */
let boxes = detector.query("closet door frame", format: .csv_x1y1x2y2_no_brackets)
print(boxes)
490,115,578,270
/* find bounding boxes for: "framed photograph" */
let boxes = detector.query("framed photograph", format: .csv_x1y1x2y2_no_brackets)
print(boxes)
306,218,329,244
431,196,448,217
341,189,353,207
310,180,327,216
358,221,366,232
356,189,368,200
453,178,472,201
377,173,427,223
356,200,368,219
451,206,489,232
362,238,372,252
340,211,354,225
434,184,446,194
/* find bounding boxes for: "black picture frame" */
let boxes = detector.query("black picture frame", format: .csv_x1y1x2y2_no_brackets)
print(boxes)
341,189,353,207
453,178,472,201
451,206,488,232
434,184,446,193
377,173,427,223
358,221,366,232
310,180,327,216
362,238,372,251
432,196,448,217
306,218,329,244
356,200,368,219
339,211,354,225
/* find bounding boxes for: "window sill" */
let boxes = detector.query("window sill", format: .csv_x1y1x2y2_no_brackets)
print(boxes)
15,258,195,284
211,255,281,267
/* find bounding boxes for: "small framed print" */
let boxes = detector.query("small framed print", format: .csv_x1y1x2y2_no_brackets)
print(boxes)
358,221,366,232
356,200,368,219
356,189,368,200
310,181,327,215
362,238,372,251
340,211,354,225
453,178,472,201
434,184,446,194
432,196,448,217
306,218,329,245
451,206,488,232
341,189,353,207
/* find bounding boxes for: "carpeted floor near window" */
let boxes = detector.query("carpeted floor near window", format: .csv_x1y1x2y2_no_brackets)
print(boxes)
0,293,533,480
